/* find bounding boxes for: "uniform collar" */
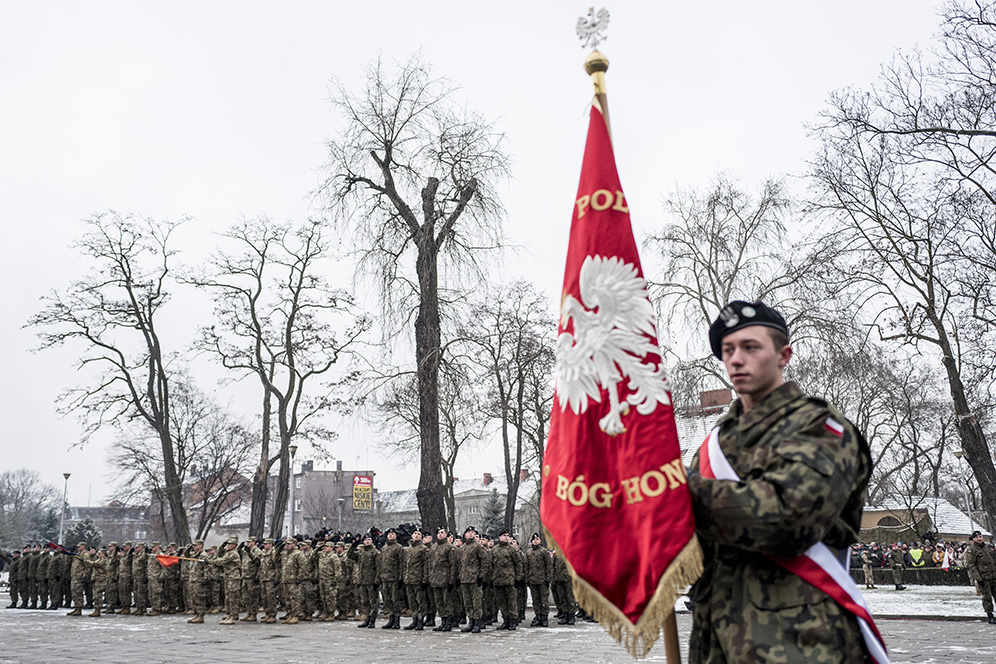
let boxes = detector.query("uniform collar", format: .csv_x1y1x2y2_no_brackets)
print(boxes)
719,381,805,432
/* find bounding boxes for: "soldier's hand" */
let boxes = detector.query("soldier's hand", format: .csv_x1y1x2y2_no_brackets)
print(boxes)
476,577,483,587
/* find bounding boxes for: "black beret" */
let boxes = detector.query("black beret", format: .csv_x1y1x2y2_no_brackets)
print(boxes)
972,530,983,537
464,526,477,535
709,300,789,359
499,529,510,536
386,528,396,535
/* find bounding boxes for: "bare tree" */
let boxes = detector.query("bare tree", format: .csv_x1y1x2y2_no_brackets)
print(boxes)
187,217,368,539
28,212,192,543
320,55,509,528
375,360,486,530
109,376,256,540
810,92,996,528
464,281,556,531
0,470,58,547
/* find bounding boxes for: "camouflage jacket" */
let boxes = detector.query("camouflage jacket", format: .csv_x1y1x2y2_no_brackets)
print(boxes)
210,548,242,582
457,540,490,584
965,541,996,581
131,550,148,581
378,540,405,582
403,541,429,585
490,542,523,586
551,551,571,583
240,546,261,582
280,549,306,584
349,543,380,585
318,549,342,583
686,381,871,663
258,548,280,583
427,539,458,588
525,545,552,584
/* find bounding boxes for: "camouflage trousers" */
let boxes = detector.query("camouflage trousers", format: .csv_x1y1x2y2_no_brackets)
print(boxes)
224,578,241,616
891,566,903,586
335,583,353,615
529,583,550,617
189,581,208,617
380,580,403,616
71,577,86,610
862,565,875,586
261,580,278,617
282,582,301,618
431,586,453,617
460,583,483,619
494,584,517,621
301,580,317,617
483,584,496,618
358,583,379,620
148,577,163,612
406,583,428,617
980,578,996,614
118,575,133,609
8,579,20,606
551,580,576,615
133,575,148,610
318,579,337,616
242,578,260,615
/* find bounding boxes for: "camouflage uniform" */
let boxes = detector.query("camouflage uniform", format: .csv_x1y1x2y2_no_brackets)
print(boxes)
26,547,41,608
888,547,905,589
336,545,355,618
860,550,876,589
525,542,552,625
36,550,51,609
147,544,165,614
67,545,89,615
258,541,280,622
403,538,430,627
116,543,133,613
687,381,871,664
210,541,243,623
378,538,405,623
131,544,149,614
15,548,30,608
317,544,341,620
491,539,523,629
280,542,305,624
349,541,380,625
964,540,996,616
299,543,318,620
2,551,20,608
457,535,490,630
186,546,209,623
81,550,112,616
428,536,458,630
240,542,262,621
551,550,577,624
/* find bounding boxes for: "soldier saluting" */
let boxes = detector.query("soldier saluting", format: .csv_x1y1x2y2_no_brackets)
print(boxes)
687,301,875,663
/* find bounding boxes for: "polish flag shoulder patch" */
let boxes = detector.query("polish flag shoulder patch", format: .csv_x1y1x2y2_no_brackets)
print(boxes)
824,417,844,436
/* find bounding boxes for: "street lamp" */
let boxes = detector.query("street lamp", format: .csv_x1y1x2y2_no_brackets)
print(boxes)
286,445,298,538
58,473,71,544
337,497,345,531
954,449,975,534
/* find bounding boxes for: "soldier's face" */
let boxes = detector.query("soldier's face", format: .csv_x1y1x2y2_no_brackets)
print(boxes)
721,327,792,405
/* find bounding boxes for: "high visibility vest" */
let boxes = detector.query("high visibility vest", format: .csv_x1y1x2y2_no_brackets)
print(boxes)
909,549,926,567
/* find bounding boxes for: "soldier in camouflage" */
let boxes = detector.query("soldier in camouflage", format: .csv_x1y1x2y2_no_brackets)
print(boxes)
492,530,522,631
2,549,21,609
317,541,341,621
349,533,380,628
131,542,148,615
210,537,243,624
378,528,405,629
403,529,430,630
687,301,872,664
240,537,262,622
964,530,996,624
258,538,280,623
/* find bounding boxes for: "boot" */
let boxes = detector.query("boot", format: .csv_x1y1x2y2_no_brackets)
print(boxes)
67,607,82,616
530,614,540,626
262,615,277,624
471,618,482,633
497,617,509,631
425,611,436,626
40,600,48,610
508,616,517,630
119,606,131,615
564,613,575,625
988,612,996,625
88,606,101,617
381,614,392,629
405,615,419,630
392,615,401,629
5,602,15,609
322,613,335,622
357,616,370,628
188,614,204,624
148,610,160,616
29,601,37,609
461,617,474,632
219,615,236,625
432,616,448,632
539,615,548,627
284,616,298,624
365,615,376,628
414,616,424,631
18,600,27,608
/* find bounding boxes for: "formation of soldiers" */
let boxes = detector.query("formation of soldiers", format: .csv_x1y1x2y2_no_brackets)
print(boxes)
2,525,590,632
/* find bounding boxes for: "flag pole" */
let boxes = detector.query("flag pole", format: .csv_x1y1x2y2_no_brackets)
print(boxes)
582,45,683,664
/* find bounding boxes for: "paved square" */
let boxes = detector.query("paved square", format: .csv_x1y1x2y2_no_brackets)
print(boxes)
2,606,996,664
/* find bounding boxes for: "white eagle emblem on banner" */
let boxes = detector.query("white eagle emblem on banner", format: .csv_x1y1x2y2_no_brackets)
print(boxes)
556,255,671,436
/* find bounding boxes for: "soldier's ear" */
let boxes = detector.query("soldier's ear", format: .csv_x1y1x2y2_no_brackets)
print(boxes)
778,344,793,369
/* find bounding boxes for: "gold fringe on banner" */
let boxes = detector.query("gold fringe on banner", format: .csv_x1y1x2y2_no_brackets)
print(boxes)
545,527,704,660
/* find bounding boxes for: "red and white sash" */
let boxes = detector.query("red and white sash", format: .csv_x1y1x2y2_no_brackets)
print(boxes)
699,427,889,664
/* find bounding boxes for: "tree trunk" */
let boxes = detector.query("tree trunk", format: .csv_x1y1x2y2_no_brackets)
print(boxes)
269,431,291,539
934,319,996,530
249,391,272,538
415,234,447,530
159,429,191,544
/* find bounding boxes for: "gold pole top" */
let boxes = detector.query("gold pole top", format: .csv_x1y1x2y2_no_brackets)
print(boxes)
584,49,609,95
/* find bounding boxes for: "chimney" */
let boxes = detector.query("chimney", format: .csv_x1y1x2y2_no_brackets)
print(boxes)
483,472,493,486
336,459,343,472
519,468,530,482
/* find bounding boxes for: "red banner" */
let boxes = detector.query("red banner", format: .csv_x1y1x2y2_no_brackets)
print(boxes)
540,103,701,657
155,554,180,568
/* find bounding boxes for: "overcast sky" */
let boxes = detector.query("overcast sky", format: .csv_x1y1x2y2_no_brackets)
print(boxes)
0,2,943,507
